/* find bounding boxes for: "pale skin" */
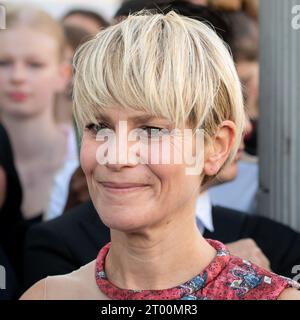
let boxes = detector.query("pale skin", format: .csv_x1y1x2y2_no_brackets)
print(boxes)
80,108,225,291
0,26,70,218
21,107,300,299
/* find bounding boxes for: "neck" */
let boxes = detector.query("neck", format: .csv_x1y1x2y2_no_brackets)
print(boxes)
105,200,216,291
1,108,61,163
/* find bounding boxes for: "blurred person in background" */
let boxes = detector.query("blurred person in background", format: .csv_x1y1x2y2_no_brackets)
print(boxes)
53,25,91,126
209,10,259,212
62,9,109,35
47,25,94,220
47,12,110,220
226,10,259,122
0,6,73,223
226,10,259,156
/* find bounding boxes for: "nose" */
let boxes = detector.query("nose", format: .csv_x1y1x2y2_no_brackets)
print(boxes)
106,162,134,172
105,144,139,172
10,62,27,84
98,127,140,172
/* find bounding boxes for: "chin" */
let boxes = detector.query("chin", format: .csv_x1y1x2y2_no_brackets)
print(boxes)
94,203,152,233
4,107,40,119
101,217,150,234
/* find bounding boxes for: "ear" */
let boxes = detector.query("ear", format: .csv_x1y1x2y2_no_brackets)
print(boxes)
54,61,72,93
203,120,236,177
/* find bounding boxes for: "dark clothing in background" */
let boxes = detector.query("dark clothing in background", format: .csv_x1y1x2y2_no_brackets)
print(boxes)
23,201,109,291
205,206,300,279
244,119,258,156
0,246,18,300
23,200,300,291
0,123,25,283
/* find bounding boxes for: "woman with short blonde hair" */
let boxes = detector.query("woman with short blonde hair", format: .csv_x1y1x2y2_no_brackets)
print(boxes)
21,11,300,300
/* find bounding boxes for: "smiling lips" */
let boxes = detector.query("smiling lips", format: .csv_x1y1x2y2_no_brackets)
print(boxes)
100,182,150,194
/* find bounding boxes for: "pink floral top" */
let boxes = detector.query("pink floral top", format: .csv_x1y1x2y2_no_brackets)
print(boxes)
95,239,300,300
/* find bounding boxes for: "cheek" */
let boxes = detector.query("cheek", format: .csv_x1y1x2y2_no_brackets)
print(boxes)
149,164,200,198
0,71,8,91
147,136,203,195
80,136,99,176
32,68,61,95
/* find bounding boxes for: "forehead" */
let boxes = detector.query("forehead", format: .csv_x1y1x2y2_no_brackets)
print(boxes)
0,26,59,58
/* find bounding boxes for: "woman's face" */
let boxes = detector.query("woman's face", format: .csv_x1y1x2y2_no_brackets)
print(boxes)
80,107,204,232
0,26,66,119
236,60,259,120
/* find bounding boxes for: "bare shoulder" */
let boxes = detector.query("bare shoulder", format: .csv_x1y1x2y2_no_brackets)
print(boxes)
20,279,46,300
277,288,300,300
20,260,106,300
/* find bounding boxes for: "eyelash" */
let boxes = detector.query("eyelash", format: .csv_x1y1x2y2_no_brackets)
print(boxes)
85,123,109,133
140,126,166,136
85,123,166,136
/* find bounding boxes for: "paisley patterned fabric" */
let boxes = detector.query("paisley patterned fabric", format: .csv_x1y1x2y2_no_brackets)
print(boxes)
95,239,300,300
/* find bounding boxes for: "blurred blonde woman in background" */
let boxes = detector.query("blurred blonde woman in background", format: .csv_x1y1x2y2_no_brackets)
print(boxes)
22,11,299,300
0,6,78,222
